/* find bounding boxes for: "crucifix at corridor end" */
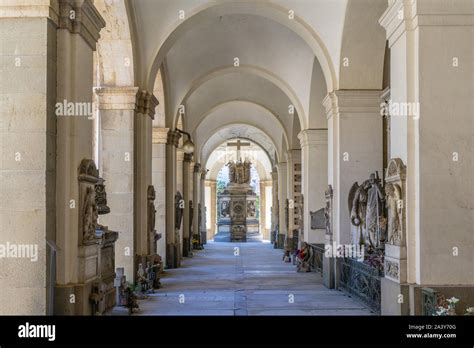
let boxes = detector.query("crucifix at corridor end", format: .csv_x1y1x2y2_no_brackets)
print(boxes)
227,139,251,161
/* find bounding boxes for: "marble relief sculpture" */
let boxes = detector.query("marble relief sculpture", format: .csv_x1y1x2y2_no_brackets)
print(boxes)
83,186,98,243
348,172,386,250
385,182,403,245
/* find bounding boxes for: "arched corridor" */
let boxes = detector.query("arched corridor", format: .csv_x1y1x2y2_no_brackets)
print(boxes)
0,0,472,329
128,242,372,316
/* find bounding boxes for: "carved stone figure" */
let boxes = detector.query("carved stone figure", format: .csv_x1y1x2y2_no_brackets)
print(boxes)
95,177,110,215
365,173,385,248
78,159,99,244
324,185,333,235
226,159,252,184
247,200,256,217
220,200,229,218
385,182,402,245
147,185,158,254
384,158,407,247
349,172,385,250
226,161,236,183
175,191,184,230
83,186,98,243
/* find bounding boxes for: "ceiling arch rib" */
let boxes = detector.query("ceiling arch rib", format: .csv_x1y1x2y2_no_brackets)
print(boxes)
130,1,338,94
194,101,288,164
164,13,314,130
181,70,299,145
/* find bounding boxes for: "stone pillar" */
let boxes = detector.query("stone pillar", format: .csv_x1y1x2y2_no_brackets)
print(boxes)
380,0,473,305
192,163,201,248
182,153,193,256
176,148,184,255
259,181,266,239
285,150,301,250
134,90,157,278
54,0,106,315
323,91,383,247
96,86,137,281
200,169,207,245
298,129,328,243
208,180,217,239
271,170,279,243
152,127,168,262
323,90,383,288
0,1,61,314
277,162,287,248
165,130,181,268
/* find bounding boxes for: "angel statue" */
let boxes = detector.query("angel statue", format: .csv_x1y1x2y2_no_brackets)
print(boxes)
348,180,369,246
226,161,236,183
385,182,403,245
243,160,251,184
348,172,385,251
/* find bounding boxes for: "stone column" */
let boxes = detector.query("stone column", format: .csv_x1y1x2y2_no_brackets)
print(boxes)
0,1,61,314
209,180,217,240
259,181,266,239
134,90,157,278
176,148,184,255
271,170,279,243
277,162,287,248
200,169,207,245
285,150,301,250
298,129,328,243
54,0,106,315
152,127,168,262
192,163,201,248
323,90,383,246
165,130,181,268
379,0,473,310
182,153,193,256
96,86,137,281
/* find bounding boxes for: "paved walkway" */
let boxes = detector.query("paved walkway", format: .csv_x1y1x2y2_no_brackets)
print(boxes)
134,241,373,316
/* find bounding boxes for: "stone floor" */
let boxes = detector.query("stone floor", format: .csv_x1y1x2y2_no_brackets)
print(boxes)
131,241,373,316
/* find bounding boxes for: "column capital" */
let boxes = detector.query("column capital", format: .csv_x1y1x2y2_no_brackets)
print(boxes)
323,90,382,119
193,163,201,173
95,86,139,110
153,127,169,144
0,0,60,24
58,0,106,50
183,153,193,162
135,90,159,119
166,129,181,147
271,171,278,180
298,129,328,148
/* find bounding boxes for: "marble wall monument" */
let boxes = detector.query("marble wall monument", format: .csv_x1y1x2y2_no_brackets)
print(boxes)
215,159,260,242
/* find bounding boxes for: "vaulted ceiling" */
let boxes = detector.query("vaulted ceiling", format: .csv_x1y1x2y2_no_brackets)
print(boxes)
97,0,387,166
